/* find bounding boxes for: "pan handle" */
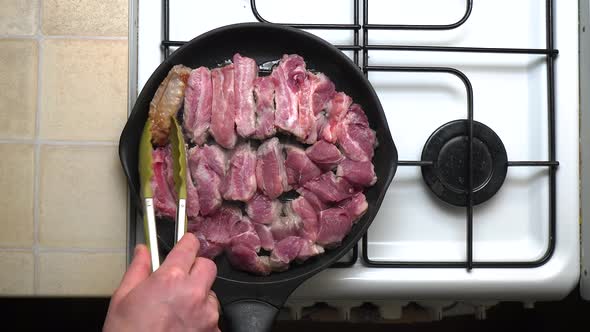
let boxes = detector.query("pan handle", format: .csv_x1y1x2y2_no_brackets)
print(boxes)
223,299,279,332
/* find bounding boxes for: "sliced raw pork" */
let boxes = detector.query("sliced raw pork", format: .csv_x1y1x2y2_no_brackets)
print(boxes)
269,236,304,272
210,64,237,149
337,104,376,162
151,147,176,218
272,54,308,138
229,217,261,252
226,245,271,276
284,145,321,188
254,223,274,251
256,137,288,199
301,72,336,143
336,158,377,187
290,196,319,242
188,145,227,216
316,207,353,248
296,188,329,212
245,193,281,225
320,92,353,143
222,143,257,202
189,221,223,259
303,172,355,203
297,239,324,262
183,67,212,145
233,54,257,138
252,76,276,139
338,192,368,223
200,206,242,247
305,140,343,171
270,202,303,241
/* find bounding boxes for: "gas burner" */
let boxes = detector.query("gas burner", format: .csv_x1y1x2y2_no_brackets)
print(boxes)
421,120,508,207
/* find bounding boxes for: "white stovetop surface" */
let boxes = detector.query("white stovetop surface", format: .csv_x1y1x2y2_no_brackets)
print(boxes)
133,0,580,301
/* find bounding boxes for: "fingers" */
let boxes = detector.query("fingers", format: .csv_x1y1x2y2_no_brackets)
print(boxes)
189,257,217,291
208,290,220,311
206,290,221,331
159,233,199,274
112,245,151,302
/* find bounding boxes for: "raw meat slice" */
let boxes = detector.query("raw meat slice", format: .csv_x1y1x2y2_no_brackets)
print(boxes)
284,145,321,188
310,73,336,115
229,217,261,252
303,172,355,203
245,193,281,225
193,231,224,260
210,64,238,149
270,202,302,241
233,54,258,137
222,143,257,202
254,223,274,251
301,72,336,144
188,145,227,216
296,72,316,142
296,188,329,212
337,104,376,162
252,76,276,139
317,207,353,248
297,239,324,262
305,140,343,171
255,137,288,199
272,54,307,138
199,144,227,177
151,147,176,218
201,206,242,247
291,196,319,241
183,67,213,145
336,158,377,187
320,92,353,143
149,65,191,146
226,245,271,276
338,192,368,223
270,236,304,272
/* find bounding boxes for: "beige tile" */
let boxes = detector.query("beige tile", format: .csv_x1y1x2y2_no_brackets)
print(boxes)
0,39,38,139
42,0,127,36
0,0,37,35
0,144,34,247
40,39,127,141
0,252,34,295
39,145,127,249
39,252,125,295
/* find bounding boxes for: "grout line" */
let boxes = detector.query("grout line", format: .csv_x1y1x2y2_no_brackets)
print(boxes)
0,139,119,146
37,247,127,254
36,140,119,146
33,0,43,295
0,139,35,144
0,34,127,40
0,248,35,253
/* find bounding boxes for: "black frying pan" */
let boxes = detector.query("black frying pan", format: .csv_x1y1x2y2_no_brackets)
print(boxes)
119,23,398,332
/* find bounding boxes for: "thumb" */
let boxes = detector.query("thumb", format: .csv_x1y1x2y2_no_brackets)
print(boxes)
112,244,151,302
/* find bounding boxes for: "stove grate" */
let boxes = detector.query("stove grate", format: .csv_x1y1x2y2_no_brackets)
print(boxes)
159,0,559,270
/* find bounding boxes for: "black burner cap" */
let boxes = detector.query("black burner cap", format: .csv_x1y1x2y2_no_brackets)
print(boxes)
421,120,508,207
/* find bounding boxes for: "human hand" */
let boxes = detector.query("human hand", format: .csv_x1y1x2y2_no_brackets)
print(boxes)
103,233,219,332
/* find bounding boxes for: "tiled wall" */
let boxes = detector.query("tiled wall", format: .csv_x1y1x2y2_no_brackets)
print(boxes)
0,0,128,296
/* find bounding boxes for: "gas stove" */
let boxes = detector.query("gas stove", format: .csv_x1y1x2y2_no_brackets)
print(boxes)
128,0,584,319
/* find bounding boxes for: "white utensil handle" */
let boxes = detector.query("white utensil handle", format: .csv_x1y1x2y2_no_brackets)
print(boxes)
145,198,159,272
175,199,187,243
